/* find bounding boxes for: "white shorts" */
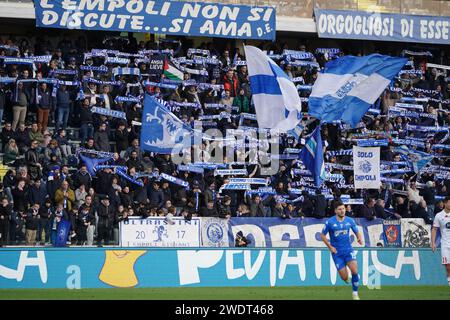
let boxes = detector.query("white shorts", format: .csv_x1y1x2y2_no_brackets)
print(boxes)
441,247,450,265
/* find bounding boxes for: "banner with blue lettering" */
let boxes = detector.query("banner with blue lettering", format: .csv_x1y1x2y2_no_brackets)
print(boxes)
383,220,402,247
227,218,386,248
35,0,276,40
314,8,449,45
353,146,381,189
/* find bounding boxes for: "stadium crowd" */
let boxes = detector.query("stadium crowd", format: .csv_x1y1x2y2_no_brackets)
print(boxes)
0,33,448,247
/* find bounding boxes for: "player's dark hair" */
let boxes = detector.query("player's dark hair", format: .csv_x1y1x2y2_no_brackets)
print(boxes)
444,196,450,203
333,200,345,211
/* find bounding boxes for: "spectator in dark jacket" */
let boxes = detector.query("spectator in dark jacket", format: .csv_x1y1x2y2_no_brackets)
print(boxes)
420,181,436,219
79,98,94,143
56,85,71,131
93,122,110,152
248,195,266,217
201,200,219,217
96,195,115,246
1,122,15,152
115,122,129,154
361,198,377,220
148,182,164,209
313,190,327,219
12,179,29,213
28,179,47,207
37,83,53,133
25,204,40,245
0,197,12,246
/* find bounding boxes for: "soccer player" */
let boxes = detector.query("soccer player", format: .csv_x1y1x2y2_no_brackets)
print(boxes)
431,196,450,287
321,201,363,300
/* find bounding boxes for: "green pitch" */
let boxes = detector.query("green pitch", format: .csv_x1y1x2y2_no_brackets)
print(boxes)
0,286,448,300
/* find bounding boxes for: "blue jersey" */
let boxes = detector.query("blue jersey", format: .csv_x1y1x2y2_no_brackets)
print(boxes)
322,216,359,254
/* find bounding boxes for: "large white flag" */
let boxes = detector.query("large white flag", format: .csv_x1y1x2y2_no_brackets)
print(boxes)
353,146,381,189
244,45,302,131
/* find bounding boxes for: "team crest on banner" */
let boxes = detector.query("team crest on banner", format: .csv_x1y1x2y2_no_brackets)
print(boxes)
200,218,229,247
382,220,401,247
141,95,193,154
353,146,381,189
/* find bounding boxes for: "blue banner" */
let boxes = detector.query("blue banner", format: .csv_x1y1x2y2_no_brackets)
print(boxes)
35,0,276,40
314,8,450,45
54,219,71,247
228,218,386,248
0,248,445,288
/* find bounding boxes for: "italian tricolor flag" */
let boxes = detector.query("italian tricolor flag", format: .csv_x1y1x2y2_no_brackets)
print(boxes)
164,59,184,81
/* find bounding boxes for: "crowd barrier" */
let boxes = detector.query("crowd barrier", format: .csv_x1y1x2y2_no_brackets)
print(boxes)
119,217,437,248
0,247,445,288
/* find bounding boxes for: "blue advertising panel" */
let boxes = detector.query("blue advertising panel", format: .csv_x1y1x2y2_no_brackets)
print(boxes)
0,248,445,288
314,8,449,45
34,0,276,40
228,218,385,248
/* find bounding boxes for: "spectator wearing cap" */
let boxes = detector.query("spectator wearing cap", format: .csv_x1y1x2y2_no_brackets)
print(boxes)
93,122,110,152
55,180,75,212
96,195,114,246
56,85,71,131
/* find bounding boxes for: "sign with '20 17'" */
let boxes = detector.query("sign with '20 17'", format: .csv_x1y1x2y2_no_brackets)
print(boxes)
35,0,276,40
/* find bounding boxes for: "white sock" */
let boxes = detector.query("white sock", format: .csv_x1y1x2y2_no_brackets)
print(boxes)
447,277,450,286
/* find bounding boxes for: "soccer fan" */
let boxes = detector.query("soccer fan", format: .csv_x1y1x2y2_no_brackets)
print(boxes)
431,196,450,287
321,201,363,300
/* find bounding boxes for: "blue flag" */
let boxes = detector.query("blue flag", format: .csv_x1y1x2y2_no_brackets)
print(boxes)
79,154,113,176
394,145,434,173
54,219,71,247
309,54,407,127
299,126,326,187
141,95,194,154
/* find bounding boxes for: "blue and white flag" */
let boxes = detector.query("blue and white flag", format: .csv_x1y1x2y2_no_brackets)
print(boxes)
309,54,407,127
79,154,113,176
394,145,434,173
141,95,194,154
244,45,302,131
299,126,326,187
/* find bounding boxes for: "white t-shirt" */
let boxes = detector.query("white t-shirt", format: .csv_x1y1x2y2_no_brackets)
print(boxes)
433,210,450,248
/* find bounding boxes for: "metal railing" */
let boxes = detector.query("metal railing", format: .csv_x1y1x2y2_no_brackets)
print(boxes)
0,0,449,18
